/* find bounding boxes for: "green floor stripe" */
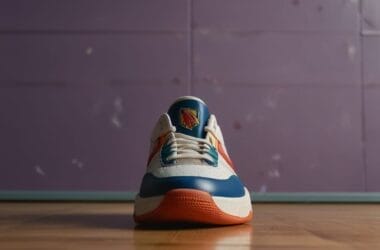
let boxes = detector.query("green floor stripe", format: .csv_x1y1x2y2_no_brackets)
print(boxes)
1,191,380,202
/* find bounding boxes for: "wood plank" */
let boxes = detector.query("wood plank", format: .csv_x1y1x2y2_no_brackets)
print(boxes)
0,203,380,249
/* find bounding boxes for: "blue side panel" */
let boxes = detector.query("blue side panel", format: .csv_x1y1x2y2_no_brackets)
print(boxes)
139,173,245,198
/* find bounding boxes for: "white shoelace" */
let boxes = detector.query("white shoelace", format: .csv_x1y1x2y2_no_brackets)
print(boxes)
165,132,215,163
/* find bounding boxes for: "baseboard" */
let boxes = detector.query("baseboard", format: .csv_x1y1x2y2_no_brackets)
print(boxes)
253,192,380,203
1,191,380,202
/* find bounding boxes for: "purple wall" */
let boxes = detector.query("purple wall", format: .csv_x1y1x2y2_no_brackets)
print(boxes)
0,0,378,192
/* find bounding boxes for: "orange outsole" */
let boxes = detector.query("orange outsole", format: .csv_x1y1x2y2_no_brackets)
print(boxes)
134,189,253,225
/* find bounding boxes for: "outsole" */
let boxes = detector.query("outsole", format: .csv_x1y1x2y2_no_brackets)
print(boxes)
134,189,253,225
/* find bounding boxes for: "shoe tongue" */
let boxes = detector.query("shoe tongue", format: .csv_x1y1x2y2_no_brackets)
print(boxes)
168,96,210,138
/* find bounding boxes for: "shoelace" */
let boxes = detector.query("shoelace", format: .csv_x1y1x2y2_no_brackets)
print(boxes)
164,132,216,164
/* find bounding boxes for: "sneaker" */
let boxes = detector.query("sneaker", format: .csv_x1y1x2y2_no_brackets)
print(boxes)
134,96,253,225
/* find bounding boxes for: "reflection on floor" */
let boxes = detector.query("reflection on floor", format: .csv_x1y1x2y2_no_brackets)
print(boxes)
0,202,380,249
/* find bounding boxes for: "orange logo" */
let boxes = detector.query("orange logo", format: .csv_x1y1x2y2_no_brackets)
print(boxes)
180,108,199,130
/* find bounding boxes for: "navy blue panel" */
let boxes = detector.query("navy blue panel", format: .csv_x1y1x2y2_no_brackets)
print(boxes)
139,173,245,198
168,98,210,138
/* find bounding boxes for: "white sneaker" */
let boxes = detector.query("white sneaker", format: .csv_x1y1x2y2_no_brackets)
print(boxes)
134,96,253,225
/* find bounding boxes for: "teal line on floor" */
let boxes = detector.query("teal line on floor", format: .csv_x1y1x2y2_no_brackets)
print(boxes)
1,191,380,202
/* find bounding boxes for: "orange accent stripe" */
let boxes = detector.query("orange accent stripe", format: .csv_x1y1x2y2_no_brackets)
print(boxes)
206,130,236,170
217,140,236,170
147,132,170,166
134,189,253,225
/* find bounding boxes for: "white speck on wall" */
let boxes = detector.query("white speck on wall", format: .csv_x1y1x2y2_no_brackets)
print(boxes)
110,97,124,128
77,162,84,169
71,158,85,169
347,44,356,61
35,165,46,176
111,114,122,128
259,185,267,193
85,47,93,55
264,96,277,109
272,153,282,161
268,169,281,178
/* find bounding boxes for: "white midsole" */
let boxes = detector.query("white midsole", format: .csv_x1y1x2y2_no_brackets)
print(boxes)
134,188,252,217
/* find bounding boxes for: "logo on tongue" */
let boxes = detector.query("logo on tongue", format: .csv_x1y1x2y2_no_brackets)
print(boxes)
179,108,199,130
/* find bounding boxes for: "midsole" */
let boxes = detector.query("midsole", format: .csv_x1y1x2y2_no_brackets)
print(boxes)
134,187,252,217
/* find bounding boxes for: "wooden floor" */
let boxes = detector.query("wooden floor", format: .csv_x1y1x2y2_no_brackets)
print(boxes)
1,203,380,249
